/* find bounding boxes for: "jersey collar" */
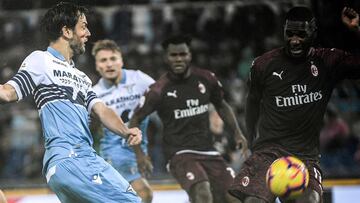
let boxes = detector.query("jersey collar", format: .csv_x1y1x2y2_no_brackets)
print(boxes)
120,69,126,84
100,69,127,88
47,47,75,67
47,47,66,61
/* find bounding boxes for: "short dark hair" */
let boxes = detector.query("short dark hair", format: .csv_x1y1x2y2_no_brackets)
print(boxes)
40,2,88,42
161,35,192,50
285,6,314,22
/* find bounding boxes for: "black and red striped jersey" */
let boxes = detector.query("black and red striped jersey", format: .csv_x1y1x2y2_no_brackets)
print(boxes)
136,67,224,160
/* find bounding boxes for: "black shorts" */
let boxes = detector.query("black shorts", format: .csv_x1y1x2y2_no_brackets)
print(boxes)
228,146,323,203
169,152,235,194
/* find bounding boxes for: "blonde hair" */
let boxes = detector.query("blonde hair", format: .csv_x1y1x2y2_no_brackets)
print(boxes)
91,39,121,57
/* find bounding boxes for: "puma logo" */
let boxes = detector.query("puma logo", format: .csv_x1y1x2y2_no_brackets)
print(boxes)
272,71,284,80
166,90,177,98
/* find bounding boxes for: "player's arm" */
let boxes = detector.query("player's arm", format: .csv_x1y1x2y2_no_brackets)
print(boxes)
0,189,7,203
91,102,142,146
326,8,360,78
89,115,102,136
129,91,159,177
245,61,262,148
129,108,153,177
0,84,18,104
245,87,261,148
215,100,249,156
342,7,360,36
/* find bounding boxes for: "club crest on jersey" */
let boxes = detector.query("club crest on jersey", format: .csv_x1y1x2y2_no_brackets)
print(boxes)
310,62,318,77
186,172,195,180
124,84,135,94
241,176,250,187
198,82,206,94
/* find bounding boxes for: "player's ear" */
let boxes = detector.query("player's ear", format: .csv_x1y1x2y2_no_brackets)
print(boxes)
61,26,73,39
310,18,318,40
163,52,169,64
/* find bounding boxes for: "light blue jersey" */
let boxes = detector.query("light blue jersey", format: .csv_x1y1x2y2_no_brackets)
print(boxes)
93,69,154,182
7,47,140,203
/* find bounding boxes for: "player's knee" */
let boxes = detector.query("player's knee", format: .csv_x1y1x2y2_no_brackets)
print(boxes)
131,179,153,203
293,189,320,203
225,192,243,203
190,181,212,201
141,186,153,203
132,183,153,203
243,196,267,203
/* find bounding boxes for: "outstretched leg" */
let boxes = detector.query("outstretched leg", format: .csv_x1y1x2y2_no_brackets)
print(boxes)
189,181,213,203
131,178,153,203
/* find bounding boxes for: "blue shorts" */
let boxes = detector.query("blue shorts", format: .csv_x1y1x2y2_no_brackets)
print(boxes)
110,159,142,183
46,154,141,203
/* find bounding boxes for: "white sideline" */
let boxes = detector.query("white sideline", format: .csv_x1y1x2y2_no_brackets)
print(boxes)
7,190,189,203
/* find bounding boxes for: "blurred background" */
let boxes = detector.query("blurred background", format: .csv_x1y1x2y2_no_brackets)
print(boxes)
0,0,359,202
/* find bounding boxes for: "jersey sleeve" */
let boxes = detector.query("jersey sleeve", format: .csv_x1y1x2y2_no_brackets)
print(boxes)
248,58,263,99
133,82,162,120
208,72,224,107
85,85,102,113
136,70,155,87
245,58,264,146
140,84,161,112
6,51,45,101
319,48,360,80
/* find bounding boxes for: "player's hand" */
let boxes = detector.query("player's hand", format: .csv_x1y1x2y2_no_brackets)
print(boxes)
342,7,359,32
136,155,154,178
234,133,250,159
0,85,7,103
126,127,142,146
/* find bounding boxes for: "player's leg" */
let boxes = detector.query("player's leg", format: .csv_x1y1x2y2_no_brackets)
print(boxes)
110,158,153,203
295,189,320,203
228,149,279,203
131,178,153,203
200,155,238,203
0,190,7,203
243,197,267,203
189,181,213,203
169,153,213,203
280,189,320,203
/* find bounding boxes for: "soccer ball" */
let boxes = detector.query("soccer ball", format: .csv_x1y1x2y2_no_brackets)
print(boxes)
266,156,309,199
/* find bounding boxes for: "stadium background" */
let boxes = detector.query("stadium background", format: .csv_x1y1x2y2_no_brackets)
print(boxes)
0,0,359,202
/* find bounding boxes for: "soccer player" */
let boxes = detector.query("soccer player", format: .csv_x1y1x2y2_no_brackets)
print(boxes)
92,39,154,203
0,2,142,203
228,6,360,203
129,35,248,203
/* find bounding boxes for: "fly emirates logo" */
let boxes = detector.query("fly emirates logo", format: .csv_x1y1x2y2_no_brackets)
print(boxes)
275,84,322,107
174,99,209,119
